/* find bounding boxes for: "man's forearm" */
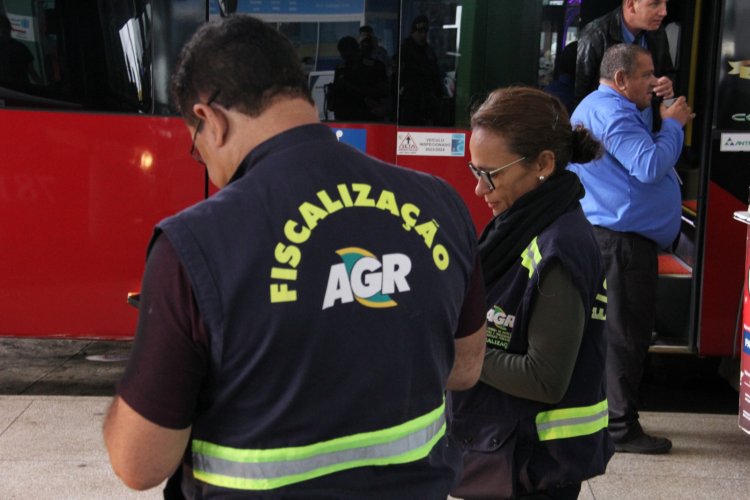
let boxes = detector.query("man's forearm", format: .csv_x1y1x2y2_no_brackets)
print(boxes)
446,325,486,391
103,396,191,491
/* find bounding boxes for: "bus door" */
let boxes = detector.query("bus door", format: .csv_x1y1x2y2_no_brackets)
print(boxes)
695,0,750,357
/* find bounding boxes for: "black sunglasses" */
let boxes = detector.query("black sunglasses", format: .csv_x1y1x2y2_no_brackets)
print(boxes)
467,157,526,191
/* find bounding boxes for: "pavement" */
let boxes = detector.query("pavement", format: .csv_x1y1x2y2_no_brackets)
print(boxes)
1,338,749,499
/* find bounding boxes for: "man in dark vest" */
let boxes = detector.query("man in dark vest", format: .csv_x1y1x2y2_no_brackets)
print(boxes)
102,14,486,499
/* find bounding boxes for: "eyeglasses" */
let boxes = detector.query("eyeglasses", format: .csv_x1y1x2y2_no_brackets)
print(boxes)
189,90,220,165
467,157,526,191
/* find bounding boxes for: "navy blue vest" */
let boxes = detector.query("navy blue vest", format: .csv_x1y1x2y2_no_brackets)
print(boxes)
157,124,479,498
451,206,613,497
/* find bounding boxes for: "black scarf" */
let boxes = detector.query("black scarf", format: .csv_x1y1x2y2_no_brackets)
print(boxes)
478,169,584,288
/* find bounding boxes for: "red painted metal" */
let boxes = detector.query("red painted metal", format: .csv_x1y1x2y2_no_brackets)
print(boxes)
0,110,203,338
5,114,738,358
698,182,746,356
326,122,492,233
393,127,491,234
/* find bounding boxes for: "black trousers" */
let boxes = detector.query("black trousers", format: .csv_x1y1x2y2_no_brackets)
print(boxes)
592,226,658,442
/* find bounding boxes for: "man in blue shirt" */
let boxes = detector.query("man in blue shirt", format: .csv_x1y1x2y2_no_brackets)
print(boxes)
568,43,694,455
575,0,675,130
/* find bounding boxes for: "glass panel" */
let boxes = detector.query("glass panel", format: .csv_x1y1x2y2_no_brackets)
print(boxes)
539,0,582,114
221,0,398,124
0,0,157,112
97,0,153,112
1,0,72,106
396,1,461,127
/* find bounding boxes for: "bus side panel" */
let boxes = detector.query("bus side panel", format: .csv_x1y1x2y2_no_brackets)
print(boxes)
324,123,489,232
0,110,203,338
393,128,490,234
698,181,745,356
363,123,398,165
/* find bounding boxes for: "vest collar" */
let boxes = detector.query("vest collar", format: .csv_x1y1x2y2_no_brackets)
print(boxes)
229,124,337,184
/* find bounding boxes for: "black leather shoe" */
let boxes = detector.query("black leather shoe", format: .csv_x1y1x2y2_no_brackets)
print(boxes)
614,432,672,454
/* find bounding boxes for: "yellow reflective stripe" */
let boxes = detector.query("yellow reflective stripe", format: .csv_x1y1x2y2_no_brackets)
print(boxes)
535,399,608,441
192,400,446,490
521,237,542,278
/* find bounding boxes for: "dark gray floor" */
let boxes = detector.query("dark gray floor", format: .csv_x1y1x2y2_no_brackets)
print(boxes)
0,337,741,415
0,338,132,396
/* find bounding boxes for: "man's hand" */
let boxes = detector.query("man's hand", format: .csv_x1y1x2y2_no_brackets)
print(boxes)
653,76,674,99
660,96,695,126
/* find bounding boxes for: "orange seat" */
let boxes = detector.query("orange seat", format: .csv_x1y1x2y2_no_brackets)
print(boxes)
658,253,691,276
682,199,698,217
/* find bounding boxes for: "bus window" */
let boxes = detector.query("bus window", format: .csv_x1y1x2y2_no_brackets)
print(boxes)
395,0,565,129
395,3,458,126
203,0,579,128
0,0,204,113
213,0,380,123
1,0,152,111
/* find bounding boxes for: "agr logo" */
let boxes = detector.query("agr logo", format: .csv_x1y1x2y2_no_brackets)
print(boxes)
322,247,412,310
487,306,515,328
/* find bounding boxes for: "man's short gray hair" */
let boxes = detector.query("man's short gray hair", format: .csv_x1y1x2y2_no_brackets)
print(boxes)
600,43,652,80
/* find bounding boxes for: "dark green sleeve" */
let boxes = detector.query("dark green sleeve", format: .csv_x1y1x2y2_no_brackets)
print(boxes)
479,260,585,403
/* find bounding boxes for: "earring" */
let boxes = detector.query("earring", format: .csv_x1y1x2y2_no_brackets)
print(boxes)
539,176,546,181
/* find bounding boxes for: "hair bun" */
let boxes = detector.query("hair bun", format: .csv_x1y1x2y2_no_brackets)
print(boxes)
570,124,602,164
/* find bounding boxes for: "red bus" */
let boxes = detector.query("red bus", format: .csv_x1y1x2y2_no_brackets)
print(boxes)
1,0,748,361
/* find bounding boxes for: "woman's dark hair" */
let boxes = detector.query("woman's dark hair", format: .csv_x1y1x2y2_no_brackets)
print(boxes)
171,15,313,124
470,86,601,172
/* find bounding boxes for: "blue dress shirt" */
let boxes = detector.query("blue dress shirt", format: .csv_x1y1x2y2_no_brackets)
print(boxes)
568,85,684,249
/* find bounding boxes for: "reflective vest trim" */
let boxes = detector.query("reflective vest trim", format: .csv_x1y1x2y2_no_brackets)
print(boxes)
535,399,608,441
521,237,542,278
192,401,446,490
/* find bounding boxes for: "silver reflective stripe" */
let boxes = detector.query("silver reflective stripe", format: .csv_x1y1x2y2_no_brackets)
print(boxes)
193,412,445,483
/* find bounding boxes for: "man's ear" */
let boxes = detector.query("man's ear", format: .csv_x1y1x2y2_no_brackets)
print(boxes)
613,69,628,90
192,103,229,148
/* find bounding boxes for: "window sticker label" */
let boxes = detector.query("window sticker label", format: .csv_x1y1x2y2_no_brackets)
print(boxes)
720,133,750,152
397,132,465,157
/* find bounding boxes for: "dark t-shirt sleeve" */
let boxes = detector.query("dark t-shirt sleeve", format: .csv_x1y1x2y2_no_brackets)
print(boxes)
479,260,585,403
455,253,486,338
116,233,209,430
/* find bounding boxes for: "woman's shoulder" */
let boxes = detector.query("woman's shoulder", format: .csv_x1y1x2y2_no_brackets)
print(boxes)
539,207,598,254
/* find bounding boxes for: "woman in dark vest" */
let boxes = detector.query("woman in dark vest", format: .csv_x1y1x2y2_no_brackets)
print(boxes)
450,87,614,499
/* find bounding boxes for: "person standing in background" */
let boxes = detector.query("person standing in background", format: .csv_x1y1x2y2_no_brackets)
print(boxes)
569,43,695,455
575,0,674,130
396,15,444,125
